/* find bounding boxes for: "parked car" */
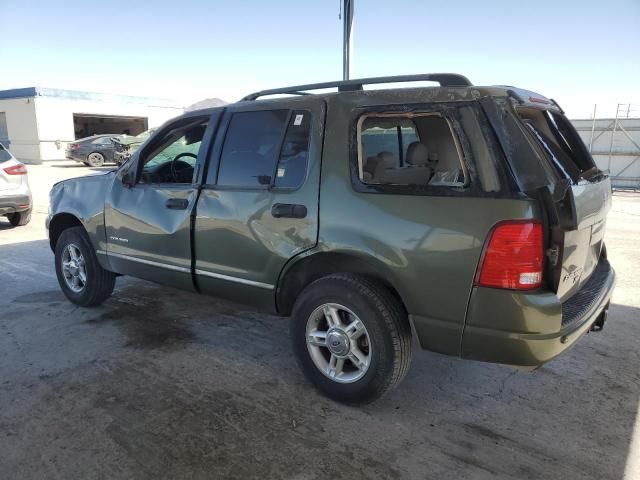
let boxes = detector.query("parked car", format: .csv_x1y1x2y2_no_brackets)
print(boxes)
112,129,156,166
65,134,121,167
0,142,32,226
47,74,615,404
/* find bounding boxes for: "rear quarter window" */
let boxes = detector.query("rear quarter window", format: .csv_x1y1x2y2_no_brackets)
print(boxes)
357,112,468,187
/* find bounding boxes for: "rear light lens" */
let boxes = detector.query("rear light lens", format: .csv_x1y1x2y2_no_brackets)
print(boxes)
476,221,544,290
70,143,80,150
3,164,27,175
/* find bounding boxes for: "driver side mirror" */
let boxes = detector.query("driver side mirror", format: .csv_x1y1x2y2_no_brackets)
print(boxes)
119,153,139,187
121,168,135,187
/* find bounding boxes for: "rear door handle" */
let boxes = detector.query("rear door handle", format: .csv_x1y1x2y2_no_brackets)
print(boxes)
271,203,307,219
166,198,189,210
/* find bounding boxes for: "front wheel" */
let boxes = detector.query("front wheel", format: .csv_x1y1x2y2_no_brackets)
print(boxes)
55,227,116,306
291,274,412,404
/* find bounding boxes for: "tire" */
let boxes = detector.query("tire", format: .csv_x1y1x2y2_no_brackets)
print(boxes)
7,210,31,226
86,152,105,167
291,274,412,404
54,226,116,307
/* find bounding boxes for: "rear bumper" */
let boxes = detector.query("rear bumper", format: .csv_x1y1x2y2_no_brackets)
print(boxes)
460,259,615,367
0,193,31,215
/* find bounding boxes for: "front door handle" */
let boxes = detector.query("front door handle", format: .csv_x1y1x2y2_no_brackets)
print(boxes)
166,198,189,210
271,203,307,219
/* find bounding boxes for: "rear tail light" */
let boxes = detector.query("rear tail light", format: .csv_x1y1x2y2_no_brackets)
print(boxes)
476,221,544,290
70,143,80,150
3,164,27,175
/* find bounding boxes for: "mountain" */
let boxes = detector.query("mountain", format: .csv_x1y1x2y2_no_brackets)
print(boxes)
186,98,227,111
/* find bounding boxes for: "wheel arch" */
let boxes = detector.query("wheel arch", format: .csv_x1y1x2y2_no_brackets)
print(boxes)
48,212,84,251
276,251,409,317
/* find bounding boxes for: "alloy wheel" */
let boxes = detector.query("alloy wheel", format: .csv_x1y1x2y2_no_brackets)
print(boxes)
305,303,372,383
61,243,87,293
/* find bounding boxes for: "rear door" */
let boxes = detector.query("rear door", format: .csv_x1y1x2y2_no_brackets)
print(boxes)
193,98,325,310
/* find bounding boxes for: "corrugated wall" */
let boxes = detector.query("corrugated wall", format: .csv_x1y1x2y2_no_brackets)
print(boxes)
572,118,640,189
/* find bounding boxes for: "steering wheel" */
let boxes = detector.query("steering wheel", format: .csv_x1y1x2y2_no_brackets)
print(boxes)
170,152,197,183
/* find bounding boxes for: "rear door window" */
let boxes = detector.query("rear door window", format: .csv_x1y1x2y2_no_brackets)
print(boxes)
274,110,311,189
214,109,311,189
217,110,289,187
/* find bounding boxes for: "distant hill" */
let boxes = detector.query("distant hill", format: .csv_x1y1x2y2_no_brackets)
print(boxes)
186,98,227,111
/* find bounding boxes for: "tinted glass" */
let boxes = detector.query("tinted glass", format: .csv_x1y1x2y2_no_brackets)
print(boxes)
217,110,289,187
274,110,311,188
0,143,11,162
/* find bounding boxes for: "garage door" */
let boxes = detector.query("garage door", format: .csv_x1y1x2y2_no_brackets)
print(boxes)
73,114,148,139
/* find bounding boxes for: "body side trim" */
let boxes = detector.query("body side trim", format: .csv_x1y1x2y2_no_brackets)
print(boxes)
194,269,275,290
106,251,191,274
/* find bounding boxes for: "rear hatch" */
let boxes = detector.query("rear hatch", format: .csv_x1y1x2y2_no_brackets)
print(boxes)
480,91,611,303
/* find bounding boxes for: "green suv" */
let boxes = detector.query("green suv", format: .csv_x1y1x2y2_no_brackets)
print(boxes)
47,74,615,404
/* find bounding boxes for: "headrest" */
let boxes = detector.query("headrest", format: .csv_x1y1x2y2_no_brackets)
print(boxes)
373,151,395,178
363,155,380,175
376,151,395,168
185,125,206,145
406,142,429,166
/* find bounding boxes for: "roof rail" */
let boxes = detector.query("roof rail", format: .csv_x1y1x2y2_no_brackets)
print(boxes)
241,73,472,101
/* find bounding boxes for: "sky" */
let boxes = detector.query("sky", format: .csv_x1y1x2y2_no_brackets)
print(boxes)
1,0,639,118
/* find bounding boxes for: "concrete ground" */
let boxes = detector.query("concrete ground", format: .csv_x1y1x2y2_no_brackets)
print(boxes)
1,162,639,480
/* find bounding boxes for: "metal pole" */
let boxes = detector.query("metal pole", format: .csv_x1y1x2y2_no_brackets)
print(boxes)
588,104,597,153
342,0,354,80
607,104,620,174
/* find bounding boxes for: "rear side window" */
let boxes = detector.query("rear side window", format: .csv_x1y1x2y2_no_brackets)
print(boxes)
275,111,311,189
215,110,311,189
358,113,466,187
361,119,418,167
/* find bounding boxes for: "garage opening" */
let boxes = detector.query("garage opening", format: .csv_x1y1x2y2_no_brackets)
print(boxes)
73,114,148,139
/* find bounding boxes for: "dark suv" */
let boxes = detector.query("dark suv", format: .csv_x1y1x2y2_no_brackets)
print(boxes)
47,74,615,404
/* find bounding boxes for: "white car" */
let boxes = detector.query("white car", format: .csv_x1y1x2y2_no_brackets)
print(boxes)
0,142,32,226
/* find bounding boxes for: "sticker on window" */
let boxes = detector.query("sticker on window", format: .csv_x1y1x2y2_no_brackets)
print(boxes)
294,114,304,126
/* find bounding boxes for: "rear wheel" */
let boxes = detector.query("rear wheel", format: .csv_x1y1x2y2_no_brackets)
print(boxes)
291,274,412,404
55,227,115,306
86,152,105,167
7,210,31,226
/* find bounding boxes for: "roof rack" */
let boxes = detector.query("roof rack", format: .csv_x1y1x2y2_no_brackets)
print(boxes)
241,73,472,101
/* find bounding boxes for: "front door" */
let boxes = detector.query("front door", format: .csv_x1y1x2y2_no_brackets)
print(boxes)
193,99,325,309
104,112,219,291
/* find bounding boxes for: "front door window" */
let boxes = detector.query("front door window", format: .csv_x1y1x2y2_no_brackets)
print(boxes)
139,119,208,184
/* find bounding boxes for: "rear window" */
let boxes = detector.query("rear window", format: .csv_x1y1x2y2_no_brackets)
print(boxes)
358,113,467,187
518,108,598,183
0,143,11,162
